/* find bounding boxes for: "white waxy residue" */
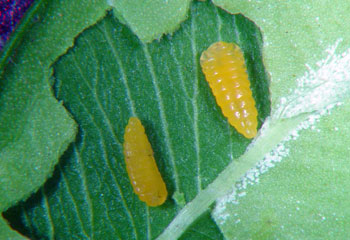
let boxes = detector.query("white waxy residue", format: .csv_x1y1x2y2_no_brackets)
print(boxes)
214,38,350,225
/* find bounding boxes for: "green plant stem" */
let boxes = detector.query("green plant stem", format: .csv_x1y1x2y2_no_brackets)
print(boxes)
157,115,308,240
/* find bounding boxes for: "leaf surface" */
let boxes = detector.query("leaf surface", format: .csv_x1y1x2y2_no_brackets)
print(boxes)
0,0,109,235
0,217,27,240
108,0,191,42
211,1,350,239
4,2,269,239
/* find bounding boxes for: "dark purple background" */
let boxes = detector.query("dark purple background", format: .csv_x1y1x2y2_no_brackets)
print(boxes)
0,0,34,49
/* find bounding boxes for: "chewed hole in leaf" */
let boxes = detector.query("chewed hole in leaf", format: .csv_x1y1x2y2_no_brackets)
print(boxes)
4,1,270,239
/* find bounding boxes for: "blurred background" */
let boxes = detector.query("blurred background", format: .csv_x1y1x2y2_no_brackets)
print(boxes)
0,0,34,50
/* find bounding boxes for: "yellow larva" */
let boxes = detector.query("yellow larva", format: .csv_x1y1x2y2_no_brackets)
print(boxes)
123,117,167,207
200,41,258,138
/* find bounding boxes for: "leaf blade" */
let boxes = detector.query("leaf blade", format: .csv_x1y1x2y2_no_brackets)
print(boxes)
109,0,191,42
212,1,350,238
5,1,269,239
0,0,110,235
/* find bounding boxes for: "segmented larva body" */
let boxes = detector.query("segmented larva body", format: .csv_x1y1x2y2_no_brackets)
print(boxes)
200,41,258,138
123,117,167,207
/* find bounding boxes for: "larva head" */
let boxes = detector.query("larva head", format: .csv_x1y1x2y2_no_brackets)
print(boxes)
126,116,141,130
123,117,153,157
200,41,239,69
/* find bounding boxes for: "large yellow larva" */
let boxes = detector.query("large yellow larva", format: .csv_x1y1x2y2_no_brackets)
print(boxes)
123,117,167,207
200,41,258,138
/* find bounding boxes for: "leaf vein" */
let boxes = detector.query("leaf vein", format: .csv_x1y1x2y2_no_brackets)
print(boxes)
71,54,122,145
75,91,137,239
232,15,242,45
146,206,152,240
99,22,137,116
71,55,138,237
215,6,223,41
168,41,194,121
169,41,191,99
59,162,91,239
142,43,180,192
190,8,202,192
98,138,125,239
21,205,36,238
74,144,95,239
42,188,60,237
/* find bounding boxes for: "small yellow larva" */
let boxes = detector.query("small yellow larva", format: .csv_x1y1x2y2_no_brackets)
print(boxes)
200,41,258,138
123,117,167,207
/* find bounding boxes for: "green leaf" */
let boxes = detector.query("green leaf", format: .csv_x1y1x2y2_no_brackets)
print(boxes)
108,0,191,42
0,0,45,76
0,217,27,240
210,0,350,239
214,101,350,239
4,1,269,239
179,212,223,240
213,0,350,109
0,0,109,234
4,0,350,238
